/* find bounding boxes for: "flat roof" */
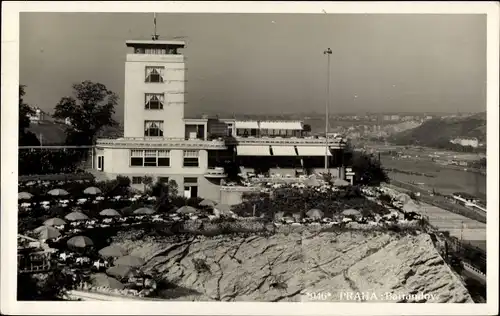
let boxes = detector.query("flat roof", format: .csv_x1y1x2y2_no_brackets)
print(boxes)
126,40,186,47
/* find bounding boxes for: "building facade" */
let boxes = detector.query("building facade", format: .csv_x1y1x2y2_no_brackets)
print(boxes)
94,38,349,202
450,137,479,148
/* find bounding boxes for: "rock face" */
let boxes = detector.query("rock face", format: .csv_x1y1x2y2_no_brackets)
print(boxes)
113,231,473,303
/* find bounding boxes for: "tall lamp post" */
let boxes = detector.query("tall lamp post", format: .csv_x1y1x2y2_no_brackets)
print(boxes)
323,48,332,174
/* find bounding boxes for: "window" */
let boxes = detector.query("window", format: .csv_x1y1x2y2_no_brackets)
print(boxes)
130,150,170,167
183,150,199,167
145,94,164,110
145,66,164,83
184,177,198,184
132,176,143,185
144,121,164,137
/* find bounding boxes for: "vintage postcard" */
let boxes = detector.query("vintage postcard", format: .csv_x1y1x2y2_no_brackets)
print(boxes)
1,1,498,315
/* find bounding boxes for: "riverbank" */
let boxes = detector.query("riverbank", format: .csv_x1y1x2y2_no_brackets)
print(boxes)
381,157,486,199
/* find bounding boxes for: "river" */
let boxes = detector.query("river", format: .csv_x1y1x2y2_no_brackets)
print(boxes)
380,157,486,199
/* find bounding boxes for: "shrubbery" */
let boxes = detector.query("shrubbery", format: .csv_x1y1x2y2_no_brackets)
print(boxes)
19,149,88,175
233,185,389,220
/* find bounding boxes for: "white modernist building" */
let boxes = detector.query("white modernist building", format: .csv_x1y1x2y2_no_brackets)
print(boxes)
94,38,350,202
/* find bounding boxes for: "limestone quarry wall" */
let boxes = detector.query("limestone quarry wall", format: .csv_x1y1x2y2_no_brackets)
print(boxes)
112,230,473,303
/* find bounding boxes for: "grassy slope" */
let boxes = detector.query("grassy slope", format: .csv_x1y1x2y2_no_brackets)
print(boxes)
390,113,486,146
26,121,123,145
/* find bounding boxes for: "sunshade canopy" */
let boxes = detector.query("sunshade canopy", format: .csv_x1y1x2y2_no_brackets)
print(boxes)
306,209,324,219
43,218,66,226
133,207,155,215
176,206,198,215
18,192,34,200
114,255,145,268
83,186,102,195
67,235,94,248
47,188,69,196
342,209,361,216
106,265,135,280
98,245,127,258
65,212,89,221
199,199,216,207
90,273,125,289
34,226,61,240
99,209,121,217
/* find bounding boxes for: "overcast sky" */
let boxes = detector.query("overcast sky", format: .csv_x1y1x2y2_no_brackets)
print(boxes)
20,13,486,121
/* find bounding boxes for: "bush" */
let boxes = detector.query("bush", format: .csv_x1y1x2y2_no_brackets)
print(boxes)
192,258,211,273
379,194,392,204
17,267,81,300
409,191,418,200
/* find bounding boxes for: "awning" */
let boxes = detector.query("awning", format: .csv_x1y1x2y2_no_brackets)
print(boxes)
237,145,271,156
271,146,297,156
259,121,303,130
296,146,332,156
235,121,259,129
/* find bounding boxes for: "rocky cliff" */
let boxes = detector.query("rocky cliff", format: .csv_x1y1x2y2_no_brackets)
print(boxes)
112,229,472,303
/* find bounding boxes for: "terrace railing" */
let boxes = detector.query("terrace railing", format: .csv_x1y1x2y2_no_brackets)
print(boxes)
95,137,227,149
220,185,262,192
18,251,53,274
226,136,346,148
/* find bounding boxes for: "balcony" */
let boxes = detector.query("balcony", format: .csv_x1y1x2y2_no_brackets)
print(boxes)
204,167,227,178
126,54,185,63
225,136,346,148
96,137,227,150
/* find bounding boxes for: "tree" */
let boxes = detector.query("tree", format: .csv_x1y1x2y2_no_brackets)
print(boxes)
142,176,153,193
17,267,81,300
53,81,118,146
167,180,179,197
18,85,41,146
343,144,389,186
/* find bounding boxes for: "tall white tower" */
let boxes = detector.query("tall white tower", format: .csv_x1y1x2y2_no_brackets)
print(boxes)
123,15,186,139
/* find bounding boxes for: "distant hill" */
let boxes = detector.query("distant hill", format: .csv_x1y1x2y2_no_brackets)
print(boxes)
26,121,123,146
390,113,486,147
27,121,68,145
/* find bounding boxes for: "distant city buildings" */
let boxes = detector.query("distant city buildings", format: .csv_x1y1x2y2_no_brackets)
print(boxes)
450,137,479,148
28,107,46,124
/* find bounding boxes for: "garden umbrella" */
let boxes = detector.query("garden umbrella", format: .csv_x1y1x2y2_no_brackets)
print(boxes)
199,199,216,207
342,209,361,217
114,255,145,268
34,226,61,240
306,209,324,220
43,217,66,226
121,206,134,216
99,209,121,217
83,186,102,195
133,207,155,215
176,206,198,215
18,192,33,200
65,211,89,221
90,273,125,290
396,193,411,204
98,245,127,258
214,204,231,213
333,179,350,187
47,188,70,196
274,211,284,221
403,200,420,213
105,265,136,280
67,235,94,248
